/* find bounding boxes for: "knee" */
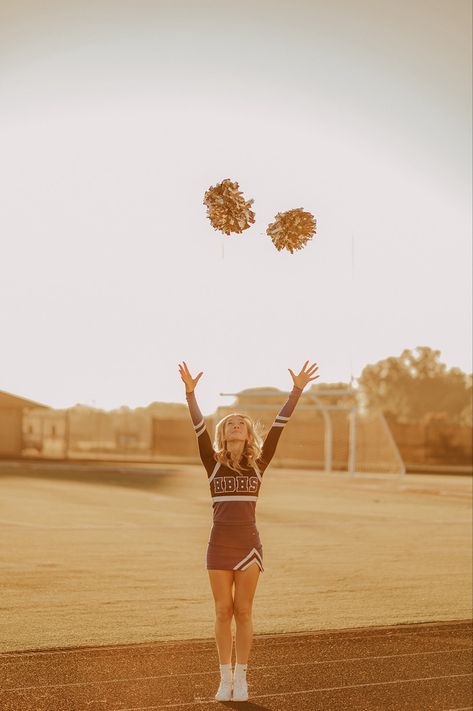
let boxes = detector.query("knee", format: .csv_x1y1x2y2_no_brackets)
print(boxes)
233,605,252,622
215,604,233,622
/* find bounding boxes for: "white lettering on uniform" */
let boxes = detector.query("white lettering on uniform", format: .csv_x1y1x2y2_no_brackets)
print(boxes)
212,476,259,494
248,477,258,492
214,478,225,493
224,476,236,492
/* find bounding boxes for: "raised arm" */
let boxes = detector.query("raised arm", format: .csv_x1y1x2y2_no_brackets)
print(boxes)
258,386,303,471
257,360,319,474
179,361,216,476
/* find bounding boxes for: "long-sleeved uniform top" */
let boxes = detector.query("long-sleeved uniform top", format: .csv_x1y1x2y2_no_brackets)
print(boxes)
185,386,303,524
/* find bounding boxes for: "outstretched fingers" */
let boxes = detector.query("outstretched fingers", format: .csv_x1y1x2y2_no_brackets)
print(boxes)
301,360,318,374
178,362,191,383
178,361,204,390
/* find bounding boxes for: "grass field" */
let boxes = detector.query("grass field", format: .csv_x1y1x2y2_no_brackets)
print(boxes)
0,461,471,653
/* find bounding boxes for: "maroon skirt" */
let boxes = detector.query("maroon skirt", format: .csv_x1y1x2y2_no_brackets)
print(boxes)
206,522,264,572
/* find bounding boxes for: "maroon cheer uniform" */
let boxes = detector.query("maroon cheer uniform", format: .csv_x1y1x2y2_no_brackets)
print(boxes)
185,385,302,573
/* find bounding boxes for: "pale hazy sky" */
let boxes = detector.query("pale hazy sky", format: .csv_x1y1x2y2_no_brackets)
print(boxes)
1,0,471,415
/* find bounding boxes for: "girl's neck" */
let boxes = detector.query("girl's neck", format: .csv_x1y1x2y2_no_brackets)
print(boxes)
226,440,245,462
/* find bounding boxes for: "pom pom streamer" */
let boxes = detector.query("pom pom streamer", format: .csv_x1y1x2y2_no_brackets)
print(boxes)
203,178,255,235
266,208,316,253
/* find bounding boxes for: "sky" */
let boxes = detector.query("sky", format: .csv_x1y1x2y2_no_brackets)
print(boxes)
1,0,471,415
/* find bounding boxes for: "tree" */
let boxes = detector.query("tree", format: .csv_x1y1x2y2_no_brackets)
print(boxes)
358,346,472,425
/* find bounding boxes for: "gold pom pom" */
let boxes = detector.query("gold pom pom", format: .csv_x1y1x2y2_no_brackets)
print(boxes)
203,178,255,235
266,208,316,253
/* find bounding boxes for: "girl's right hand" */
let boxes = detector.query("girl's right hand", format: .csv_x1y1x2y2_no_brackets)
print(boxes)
178,361,204,393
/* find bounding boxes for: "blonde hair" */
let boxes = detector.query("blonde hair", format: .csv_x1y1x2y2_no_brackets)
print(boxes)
214,412,264,473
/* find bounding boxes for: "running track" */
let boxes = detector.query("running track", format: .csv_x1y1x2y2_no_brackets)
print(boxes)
1,620,471,710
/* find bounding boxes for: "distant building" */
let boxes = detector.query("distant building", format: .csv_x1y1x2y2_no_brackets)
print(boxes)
0,390,51,458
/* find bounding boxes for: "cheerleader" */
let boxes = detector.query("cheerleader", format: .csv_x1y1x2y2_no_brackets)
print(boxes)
179,359,319,701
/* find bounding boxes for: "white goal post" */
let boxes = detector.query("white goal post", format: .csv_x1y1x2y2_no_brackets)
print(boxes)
217,388,406,479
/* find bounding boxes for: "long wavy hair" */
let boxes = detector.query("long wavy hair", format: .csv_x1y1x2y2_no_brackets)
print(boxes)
214,412,264,473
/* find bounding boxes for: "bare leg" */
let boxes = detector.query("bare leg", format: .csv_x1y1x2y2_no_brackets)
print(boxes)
233,563,261,664
208,570,234,664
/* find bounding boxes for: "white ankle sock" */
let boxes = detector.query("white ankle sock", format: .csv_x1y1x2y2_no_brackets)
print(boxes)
219,663,232,681
234,662,248,680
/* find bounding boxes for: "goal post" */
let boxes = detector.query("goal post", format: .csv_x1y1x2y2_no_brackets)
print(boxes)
217,388,406,479
348,408,406,478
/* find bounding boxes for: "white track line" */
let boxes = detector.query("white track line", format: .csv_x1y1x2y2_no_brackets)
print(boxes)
111,673,473,710
2,648,470,692
1,623,470,659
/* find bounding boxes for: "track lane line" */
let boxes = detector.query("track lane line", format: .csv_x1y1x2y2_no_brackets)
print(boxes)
2,649,470,692
111,673,473,710
1,623,470,658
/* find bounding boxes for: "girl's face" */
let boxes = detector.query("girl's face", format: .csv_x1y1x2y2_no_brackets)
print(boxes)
225,416,248,442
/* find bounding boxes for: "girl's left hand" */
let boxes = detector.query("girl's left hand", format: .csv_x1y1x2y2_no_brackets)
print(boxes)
288,360,319,390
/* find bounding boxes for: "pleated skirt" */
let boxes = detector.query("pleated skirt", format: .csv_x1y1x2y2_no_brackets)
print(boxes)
206,522,264,572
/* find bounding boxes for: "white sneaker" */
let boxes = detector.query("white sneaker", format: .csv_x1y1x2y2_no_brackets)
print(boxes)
232,677,249,701
215,678,233,701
